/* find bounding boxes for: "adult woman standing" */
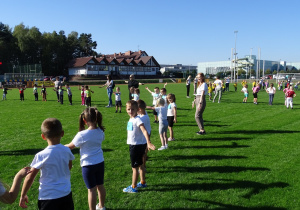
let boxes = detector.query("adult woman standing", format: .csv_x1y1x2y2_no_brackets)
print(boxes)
100,75,114,107
194,73,208,135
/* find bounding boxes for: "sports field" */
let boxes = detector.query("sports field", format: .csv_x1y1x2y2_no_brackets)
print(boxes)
0,81,299,209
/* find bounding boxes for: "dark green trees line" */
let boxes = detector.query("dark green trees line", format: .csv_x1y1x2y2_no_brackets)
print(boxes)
0,22,98,76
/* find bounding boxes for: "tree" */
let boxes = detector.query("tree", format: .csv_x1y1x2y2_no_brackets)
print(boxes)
273,70,277,74
265,69,271,74
78,33,97,57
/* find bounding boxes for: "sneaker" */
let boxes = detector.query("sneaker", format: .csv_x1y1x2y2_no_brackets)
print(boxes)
105,105,111,108
168,137,175,141
165,144,168,149
115,110,118,113
123,185,138,193
119,110,122,113
196,131,206,135
96,204,106,210
137,182,147,188
158,146,166,150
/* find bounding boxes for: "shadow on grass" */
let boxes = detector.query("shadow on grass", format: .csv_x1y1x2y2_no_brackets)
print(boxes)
191,199,287,209
212,130,300,135
164,155,247,161
152,166,270,174
148,178,287,200
0,148,113,156
182,137,252,141
173,144,250,149
196,177,289,199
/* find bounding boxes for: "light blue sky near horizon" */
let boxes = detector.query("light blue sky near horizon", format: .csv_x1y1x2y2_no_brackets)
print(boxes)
1,0,300,66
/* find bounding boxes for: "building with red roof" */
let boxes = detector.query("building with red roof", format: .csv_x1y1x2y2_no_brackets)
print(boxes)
67,50,160,78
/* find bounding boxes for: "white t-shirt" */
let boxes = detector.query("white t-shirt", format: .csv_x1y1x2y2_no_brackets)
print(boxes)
0,182,6,196
127,116,147,145
72,128,105,167
138,113,151,141
54,81,62,88
155,106,168,121
242,87,248,94
196,83,208,95
133,94,140,101
267,87,276,94
115,92,121,101
67,87,72,95
151,92,160,106
30,144,75,200
214,79,222,90
167,102,177,116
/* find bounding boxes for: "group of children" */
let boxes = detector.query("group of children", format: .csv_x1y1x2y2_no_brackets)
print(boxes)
1,85,178,209
239,80,297,107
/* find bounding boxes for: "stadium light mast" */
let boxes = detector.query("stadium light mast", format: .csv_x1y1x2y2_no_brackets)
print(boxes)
234,31,238,82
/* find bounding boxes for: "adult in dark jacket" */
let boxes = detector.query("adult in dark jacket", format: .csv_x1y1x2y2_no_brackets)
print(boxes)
125,74,144,100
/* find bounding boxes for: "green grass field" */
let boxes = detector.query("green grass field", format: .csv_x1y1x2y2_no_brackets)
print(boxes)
0,81,300,209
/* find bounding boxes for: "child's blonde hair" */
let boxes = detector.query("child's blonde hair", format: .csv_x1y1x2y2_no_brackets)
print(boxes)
156,98,165,107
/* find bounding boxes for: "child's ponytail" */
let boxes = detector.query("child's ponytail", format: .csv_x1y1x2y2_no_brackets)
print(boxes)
95,109,105,131
79,112,85,131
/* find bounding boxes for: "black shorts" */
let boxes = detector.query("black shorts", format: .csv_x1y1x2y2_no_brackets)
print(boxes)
115,100,122,107
38,192,74,210
129,144,147,168
253,93,258,98
167,116,174,127
153,108,157,116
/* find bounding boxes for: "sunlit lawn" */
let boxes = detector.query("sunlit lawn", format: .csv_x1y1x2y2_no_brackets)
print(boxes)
0,80,299,209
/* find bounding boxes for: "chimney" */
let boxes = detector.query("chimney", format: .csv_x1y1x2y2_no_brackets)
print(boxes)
139,50,142,54
114,53,116,57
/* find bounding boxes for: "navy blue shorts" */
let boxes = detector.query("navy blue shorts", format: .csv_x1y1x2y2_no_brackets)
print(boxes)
82,162,104,189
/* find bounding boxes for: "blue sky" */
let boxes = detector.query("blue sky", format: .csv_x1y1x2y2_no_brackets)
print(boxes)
1,0,300,65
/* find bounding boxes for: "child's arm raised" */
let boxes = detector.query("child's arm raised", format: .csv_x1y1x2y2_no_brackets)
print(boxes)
19,168,39,208
163,82,167,88
145,87,152,94
139,124,155,151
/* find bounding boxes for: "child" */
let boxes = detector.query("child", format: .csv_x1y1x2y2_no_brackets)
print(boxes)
113,87,122,113
57,85,65,104
208,83,213,101
19,118,75,209
65,108,106,210
146,98,168,150
160,87,167,106
79,85,85,105
129,87,135,100
266,83,276,105
2,85,11,100
17,85,26,101
241,84,249,103
286,86,296,109
85,85,94,107
283,84,291,106
137,99,151,169
234,82,237,92
167,93,177,141
40,85,47,102
132,88,140,101
145,86,160,123
33,84,38,101
65,84,72,105
252,84,260,105
123,100,155,193
0,167,30,204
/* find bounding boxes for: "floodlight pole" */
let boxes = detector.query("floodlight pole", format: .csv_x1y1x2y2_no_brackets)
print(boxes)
234,31,238,82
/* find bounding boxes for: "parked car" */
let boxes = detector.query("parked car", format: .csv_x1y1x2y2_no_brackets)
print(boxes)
250,76,255,79
43,76,50,81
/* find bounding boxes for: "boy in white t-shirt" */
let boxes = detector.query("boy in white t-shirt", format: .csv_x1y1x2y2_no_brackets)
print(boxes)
123,101,155,193
137,99,151,169
113,87,122,113
145,87,161,123
19,118,75,209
